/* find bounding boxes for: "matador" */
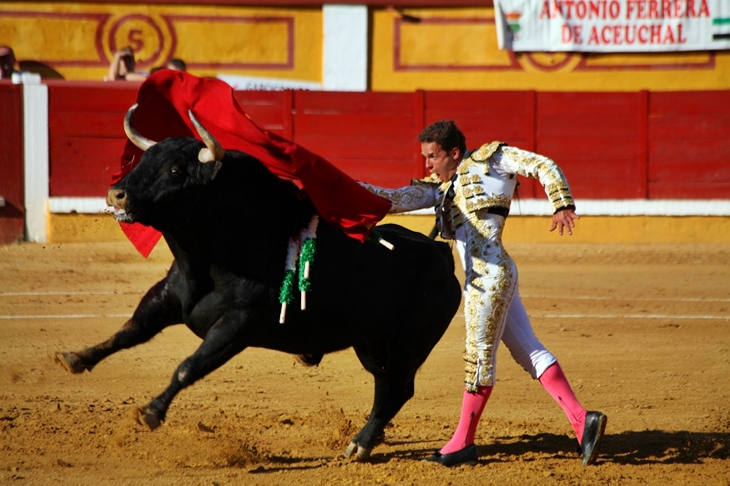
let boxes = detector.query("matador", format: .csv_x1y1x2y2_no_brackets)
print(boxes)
360,120,607,468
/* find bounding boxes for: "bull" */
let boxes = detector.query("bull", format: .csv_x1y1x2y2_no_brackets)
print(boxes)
54,107,461,460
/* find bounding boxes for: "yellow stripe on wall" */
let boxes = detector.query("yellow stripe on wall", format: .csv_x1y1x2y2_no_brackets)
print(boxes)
380,214,730,245
47,213,730,245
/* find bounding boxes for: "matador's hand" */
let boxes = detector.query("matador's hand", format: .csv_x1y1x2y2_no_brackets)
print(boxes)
550,208,579,236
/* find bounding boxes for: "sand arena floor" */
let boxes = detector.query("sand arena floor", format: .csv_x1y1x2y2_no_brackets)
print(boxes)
0,241,728,485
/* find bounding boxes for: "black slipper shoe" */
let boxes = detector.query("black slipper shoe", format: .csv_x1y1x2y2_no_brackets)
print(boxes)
581,411,608,466
423,444,478,467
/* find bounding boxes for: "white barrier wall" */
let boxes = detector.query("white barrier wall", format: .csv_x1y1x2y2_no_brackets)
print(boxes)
22,75,48,243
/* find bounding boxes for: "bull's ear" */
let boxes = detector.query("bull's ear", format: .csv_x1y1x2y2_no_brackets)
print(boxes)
188,159,222,186
209,160,222,180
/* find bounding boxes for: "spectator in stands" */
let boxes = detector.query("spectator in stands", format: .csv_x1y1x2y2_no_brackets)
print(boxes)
104,47,148,81
150,58,188,75
0,46,18,79
166,58,187,71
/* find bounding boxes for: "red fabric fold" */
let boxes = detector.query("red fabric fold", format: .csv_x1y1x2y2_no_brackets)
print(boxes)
111,70,392,257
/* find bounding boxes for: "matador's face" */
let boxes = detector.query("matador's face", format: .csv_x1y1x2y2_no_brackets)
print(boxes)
421,142,461,182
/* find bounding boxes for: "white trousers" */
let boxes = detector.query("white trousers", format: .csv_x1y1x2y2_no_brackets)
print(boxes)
457,214,557,391
502,287,557,379
462,278,557,389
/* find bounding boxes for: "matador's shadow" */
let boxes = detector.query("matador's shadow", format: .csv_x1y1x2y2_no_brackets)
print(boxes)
236,430,729,473
589,429,729,465
386,430,729,465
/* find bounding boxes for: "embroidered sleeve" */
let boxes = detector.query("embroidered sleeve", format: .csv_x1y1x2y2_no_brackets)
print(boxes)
359,182,439,213
498,146,575,211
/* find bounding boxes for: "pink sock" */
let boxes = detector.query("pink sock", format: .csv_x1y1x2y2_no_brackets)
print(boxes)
539,362,587,442
440,386,492,454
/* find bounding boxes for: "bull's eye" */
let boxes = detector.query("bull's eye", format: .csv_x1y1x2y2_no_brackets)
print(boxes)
170,166,182,177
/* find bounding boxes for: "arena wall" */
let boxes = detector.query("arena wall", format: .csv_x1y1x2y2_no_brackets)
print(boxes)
2,0,729,246
0,84,25,243
41,83,730,200
1,81,727,246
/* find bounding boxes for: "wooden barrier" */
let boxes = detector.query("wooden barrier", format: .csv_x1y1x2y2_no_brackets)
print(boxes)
44,83,730,200
46,81,139,198
2,83,729,244
0,82,25,244
649,91,730,199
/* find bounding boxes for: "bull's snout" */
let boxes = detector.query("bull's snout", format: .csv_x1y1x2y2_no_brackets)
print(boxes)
107,188,127,209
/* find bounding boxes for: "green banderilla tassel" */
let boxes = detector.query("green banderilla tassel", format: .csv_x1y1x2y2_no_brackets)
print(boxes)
298,238,316,293
278,268,297,324
279,269,296,305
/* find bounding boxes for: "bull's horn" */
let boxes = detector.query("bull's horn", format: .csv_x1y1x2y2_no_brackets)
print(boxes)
188,110,225,163
123,104,157,151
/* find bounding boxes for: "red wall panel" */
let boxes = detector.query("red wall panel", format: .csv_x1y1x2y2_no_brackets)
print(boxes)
234,90,291,137
424,91,533,147
0,83,24,243
48,81,142,111
648,181,730,199
50,136,127,197
292,91,418,185
424,91,538,195
43,84,728,202
47,81,139,197
648,91,730,199
536,92,644,199
333,159,417,189
295,91,412,115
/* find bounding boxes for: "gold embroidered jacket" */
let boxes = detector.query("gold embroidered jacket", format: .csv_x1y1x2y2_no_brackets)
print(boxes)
361,142,574,239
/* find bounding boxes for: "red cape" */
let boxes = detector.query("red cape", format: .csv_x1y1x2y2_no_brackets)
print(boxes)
112,70,392,257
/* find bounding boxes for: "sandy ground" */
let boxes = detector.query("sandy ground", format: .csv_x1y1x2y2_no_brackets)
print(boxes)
0,240,729,485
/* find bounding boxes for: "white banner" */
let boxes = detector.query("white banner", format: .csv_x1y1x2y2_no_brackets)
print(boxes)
495,0,730,52
216,74,321,91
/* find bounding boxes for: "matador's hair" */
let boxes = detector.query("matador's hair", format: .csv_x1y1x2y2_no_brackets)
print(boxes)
418,120,467,158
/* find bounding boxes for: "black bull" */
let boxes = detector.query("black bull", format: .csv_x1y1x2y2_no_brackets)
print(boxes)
54,136,461,460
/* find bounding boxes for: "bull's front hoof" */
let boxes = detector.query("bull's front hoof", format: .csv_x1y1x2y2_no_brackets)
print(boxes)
53,352,87,374
134,407,162,430
344,441,373,461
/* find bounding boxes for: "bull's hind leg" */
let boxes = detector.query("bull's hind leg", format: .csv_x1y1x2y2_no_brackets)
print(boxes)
345,340,420,461
54,277,182,374
135,314,249,430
